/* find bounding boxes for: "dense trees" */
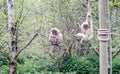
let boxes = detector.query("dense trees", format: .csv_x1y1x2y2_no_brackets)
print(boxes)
0,0,120,74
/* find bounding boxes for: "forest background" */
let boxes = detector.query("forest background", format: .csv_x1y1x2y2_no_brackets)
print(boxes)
0,0,120,74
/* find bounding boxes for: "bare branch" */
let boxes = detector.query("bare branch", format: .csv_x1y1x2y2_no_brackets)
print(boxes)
92,45,99,56
93,48,99,56
67,39,74,51
112,48,120,58
19,0,37,24
45,51,55,60
15,33,38,59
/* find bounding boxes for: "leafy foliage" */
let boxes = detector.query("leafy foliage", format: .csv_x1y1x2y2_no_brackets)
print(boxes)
112,56,120,74
0,0,120,74
48,53,99,74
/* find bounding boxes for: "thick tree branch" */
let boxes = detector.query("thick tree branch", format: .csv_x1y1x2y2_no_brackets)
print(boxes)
15,33,38,59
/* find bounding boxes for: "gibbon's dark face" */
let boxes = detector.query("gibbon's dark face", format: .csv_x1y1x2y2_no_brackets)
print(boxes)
52,29,58,35
83,23,89,30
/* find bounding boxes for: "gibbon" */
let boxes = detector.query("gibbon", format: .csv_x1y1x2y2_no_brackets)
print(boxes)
49,27,63,46
74,0,93,43
74,33,87,43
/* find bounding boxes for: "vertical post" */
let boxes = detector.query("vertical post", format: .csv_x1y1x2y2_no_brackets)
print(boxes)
99,0,108,74
107,0,112,73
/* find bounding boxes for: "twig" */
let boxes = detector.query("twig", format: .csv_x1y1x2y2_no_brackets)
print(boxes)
19,0,36,24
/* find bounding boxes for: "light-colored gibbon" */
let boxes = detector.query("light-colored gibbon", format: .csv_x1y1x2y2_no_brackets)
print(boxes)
74,33,87,43
74,1,93,43
49,27,63,46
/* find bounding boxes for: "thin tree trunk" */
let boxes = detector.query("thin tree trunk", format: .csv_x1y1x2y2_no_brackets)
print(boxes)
7,0,18,74
76,41,80,56
75,41,83,56
9,59,17,74
98,0,108,74
7,0,38,74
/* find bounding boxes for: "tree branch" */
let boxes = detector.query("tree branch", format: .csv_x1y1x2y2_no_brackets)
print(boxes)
93,48,99,56
15,33,38,59
112,48,120,58
92,45,99,56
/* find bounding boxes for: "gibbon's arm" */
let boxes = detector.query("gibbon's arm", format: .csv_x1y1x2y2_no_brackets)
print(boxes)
80,0,93,40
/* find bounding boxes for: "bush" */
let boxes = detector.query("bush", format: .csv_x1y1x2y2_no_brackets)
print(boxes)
86,53,99,74
0,65,9,74
1,53,120,74
0,53,8,66
48,53,99,74
112,55,120,74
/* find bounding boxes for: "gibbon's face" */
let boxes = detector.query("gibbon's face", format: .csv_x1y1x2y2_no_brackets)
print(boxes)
82,22,89,30
52,29,58,35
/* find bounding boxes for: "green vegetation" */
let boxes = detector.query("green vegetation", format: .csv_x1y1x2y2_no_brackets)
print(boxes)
1,53,120,74
0,0,120,74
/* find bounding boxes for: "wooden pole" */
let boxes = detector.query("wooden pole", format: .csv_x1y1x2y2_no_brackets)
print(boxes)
98,0,108,74
106,0,112,74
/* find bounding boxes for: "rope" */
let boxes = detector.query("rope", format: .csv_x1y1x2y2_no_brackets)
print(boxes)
106,0,112,73
97,29,109,41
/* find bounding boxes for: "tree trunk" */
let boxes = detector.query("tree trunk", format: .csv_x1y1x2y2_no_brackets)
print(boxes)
7,0,18,74
75,41,83,56
7,0,38,73
98,0,109,74
9,59,17,74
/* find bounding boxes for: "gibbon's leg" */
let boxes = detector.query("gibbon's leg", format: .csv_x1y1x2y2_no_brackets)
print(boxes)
74,33,87,43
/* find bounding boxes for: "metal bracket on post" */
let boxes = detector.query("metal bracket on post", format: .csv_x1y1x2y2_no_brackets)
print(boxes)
97,29,109,41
